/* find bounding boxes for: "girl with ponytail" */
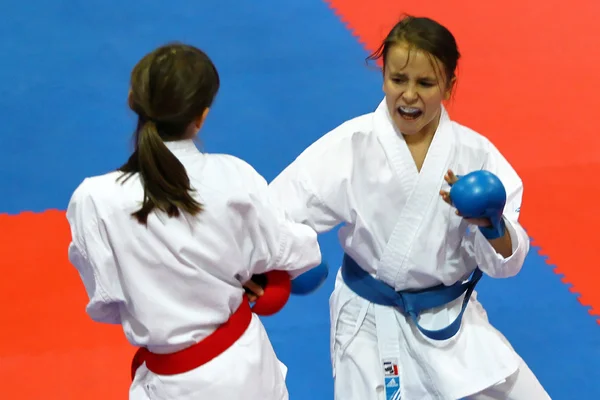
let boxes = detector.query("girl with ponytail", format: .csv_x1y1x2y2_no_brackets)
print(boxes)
66,42,322,399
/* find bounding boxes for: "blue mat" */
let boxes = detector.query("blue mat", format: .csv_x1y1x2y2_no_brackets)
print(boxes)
1,0,597,398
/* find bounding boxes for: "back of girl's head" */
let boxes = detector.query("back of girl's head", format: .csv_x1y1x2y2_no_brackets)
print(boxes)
120,42,220,224
368,15,460,84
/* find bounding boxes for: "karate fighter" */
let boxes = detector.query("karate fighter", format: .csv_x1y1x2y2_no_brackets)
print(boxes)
268,15,551,400
66,43,322,400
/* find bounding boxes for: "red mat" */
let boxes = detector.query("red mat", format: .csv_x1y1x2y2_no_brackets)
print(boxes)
0,211,132,398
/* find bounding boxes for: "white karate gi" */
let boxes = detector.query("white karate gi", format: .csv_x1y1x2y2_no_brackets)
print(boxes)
66,139,322,400
269,100,551,400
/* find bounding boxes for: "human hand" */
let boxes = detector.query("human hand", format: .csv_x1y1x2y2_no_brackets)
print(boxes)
439,169,492,227
243,274,265,302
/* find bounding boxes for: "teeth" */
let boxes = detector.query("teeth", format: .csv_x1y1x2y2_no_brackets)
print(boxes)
399,106,421,114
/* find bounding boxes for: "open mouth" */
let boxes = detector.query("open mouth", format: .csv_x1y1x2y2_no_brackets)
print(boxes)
397,106,423,120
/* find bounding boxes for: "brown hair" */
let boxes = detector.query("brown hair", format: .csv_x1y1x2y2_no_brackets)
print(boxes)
367,15,461,84
118,43,220,224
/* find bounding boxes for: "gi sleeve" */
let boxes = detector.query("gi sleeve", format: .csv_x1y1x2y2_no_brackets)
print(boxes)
268,133,354,234
230,162,323,280
467,142,530,278
66,179,124,324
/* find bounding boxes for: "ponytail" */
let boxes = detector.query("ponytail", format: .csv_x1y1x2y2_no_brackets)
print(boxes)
120,42,219,224
119,119,203,224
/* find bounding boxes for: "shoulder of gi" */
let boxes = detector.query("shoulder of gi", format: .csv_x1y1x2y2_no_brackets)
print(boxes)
450,120,524,189
205,153,267,187
67,171,122,223
450,120,492,153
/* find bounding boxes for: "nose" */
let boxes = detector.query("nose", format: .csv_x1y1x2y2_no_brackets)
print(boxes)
402,84,418,104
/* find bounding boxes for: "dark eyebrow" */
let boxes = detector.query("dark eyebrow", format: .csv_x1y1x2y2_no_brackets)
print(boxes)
390,72,437,82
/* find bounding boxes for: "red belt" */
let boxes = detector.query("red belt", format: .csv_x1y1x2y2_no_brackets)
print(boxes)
131,299,252,380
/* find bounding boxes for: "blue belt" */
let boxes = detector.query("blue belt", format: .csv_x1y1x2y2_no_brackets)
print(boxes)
341,254,483,341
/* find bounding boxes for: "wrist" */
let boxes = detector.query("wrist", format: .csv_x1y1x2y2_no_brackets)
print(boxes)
479,216,506,240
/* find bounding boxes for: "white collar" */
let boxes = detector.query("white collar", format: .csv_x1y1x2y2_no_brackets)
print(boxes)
163,139,202,157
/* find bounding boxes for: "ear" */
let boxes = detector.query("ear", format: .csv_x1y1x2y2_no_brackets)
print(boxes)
194,108,210,131
127,89,134,108
444,76,456,101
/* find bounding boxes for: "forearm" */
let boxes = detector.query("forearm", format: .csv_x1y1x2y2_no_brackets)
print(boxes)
487,226,513,258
